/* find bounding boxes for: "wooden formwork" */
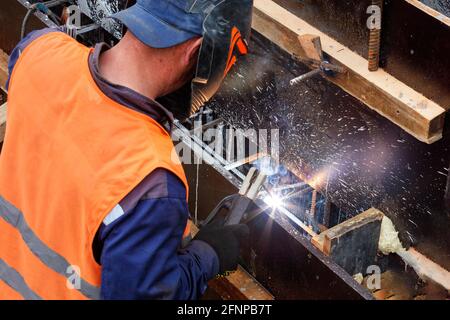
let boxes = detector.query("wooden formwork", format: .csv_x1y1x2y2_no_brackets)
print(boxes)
252,0,449,143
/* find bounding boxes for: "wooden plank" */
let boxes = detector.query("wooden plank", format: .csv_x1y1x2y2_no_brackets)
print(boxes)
252,0,447,143
208,266,274,300
297,34,323,64
190,223,274,300
312,208,383,254
398,248,450,291
312,208,384,275
0,102,6,143
0,50,8,92
404,0,450,27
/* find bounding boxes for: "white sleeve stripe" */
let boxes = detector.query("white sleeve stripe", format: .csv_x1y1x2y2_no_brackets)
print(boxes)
103,204,125,226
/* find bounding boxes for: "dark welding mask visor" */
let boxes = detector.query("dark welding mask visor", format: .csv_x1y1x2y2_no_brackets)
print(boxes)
190,0,253,114
158,0,253,120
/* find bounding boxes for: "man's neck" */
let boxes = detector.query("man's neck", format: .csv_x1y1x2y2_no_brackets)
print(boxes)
98,34,168,100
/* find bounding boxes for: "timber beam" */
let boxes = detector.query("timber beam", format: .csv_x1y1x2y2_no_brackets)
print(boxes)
405,0,450,27
0,103,6,143
0,49,7,92
208,266,274,300
312,208,384,275
252,0,447,144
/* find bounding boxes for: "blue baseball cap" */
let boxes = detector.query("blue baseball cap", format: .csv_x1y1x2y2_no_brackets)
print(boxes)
110,0,205,48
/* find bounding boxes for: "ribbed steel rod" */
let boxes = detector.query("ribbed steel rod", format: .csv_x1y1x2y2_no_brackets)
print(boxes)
368,0,384,71
290,68,322,86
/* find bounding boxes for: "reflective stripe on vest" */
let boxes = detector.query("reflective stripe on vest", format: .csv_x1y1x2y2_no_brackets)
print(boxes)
0,196,100,299
0,32,189,299
0,259,42,300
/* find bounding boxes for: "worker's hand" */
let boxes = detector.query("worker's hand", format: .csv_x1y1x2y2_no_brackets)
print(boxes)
194,218,249,275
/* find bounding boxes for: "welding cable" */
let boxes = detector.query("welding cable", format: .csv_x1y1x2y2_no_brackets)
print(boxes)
21,4,38,40
21,0,67,39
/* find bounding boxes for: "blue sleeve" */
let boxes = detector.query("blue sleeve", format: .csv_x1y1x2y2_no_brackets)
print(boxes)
6,28,61,90
98,169,219,300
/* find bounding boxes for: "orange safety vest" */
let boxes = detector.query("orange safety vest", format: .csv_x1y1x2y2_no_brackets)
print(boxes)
0,32,190,300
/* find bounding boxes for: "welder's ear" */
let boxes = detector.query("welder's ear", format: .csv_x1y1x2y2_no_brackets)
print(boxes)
184,37,203,66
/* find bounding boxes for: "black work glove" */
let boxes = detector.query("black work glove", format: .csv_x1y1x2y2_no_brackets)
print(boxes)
194,218,249,275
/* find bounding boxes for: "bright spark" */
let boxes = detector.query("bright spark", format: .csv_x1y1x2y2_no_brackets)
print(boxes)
263,194,283,209
262,192,315,236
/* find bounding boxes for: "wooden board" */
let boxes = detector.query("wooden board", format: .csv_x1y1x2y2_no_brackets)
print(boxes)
297,34,323,64
208,266,275,300
0,50,8,91
405,0,450,27
0,103,6,143
312,208,384,275
252,0,447,143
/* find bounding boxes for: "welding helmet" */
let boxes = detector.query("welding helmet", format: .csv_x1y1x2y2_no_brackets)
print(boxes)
189,0,253,114
111,0,253,119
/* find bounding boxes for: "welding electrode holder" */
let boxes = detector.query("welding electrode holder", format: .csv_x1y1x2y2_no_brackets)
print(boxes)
200,168,267,227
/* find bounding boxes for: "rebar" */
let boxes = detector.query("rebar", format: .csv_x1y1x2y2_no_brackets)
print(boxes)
368,0,384,71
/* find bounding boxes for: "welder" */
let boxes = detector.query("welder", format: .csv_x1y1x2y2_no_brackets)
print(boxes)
0,0,253,300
